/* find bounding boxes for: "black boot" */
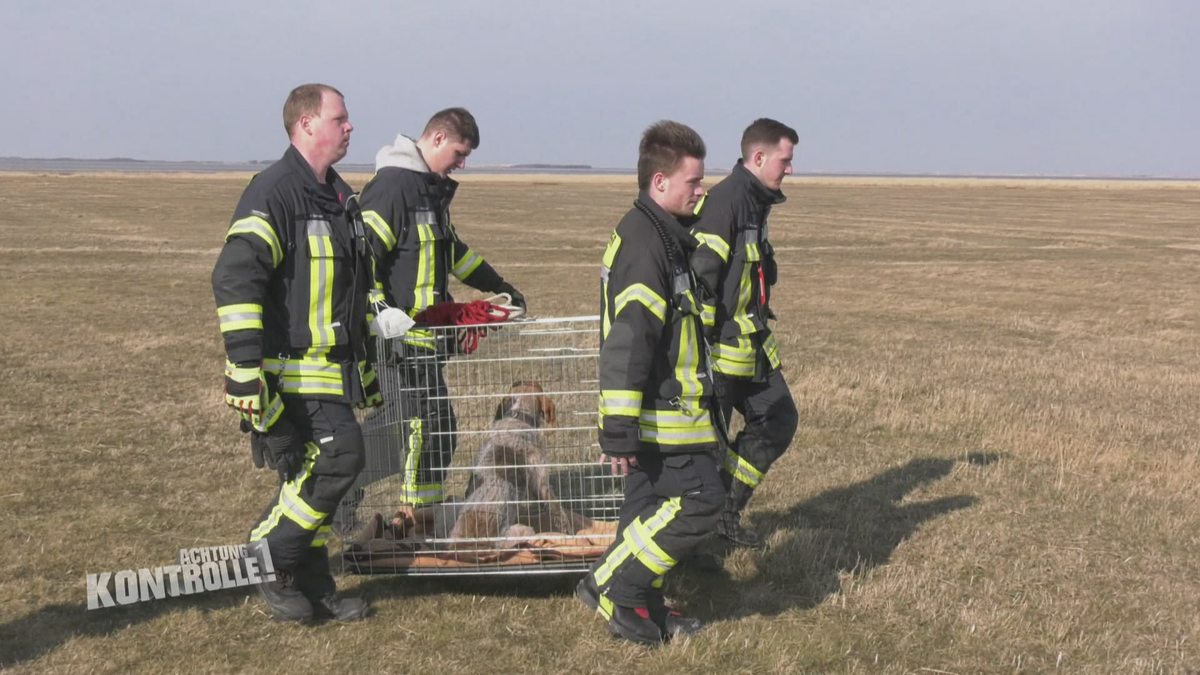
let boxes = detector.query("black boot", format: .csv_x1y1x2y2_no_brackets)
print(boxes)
714,481,762,548
576,574,601,612
295,547,369,622
605,602,666,646
648,591,704,637
247,540,313,622
579,576,665,646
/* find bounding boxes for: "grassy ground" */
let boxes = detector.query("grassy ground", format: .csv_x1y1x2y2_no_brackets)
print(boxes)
1,172,1199,674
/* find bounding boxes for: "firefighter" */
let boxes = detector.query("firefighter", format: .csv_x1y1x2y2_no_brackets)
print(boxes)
575,121,725,646
211,83,383,622
349,108,526,515
689,118,801,549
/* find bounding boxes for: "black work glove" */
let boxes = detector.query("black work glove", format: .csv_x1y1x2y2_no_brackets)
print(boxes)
494,281,527,312
249,417,307,483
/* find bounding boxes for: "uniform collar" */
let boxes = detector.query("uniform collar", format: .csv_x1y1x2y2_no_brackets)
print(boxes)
283,144,348,208
635,191,697,253
731,160,787,206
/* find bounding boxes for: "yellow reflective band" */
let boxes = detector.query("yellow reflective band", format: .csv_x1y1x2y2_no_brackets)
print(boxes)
639,428,717,444
651,576,664,589
711,334,756,377
593,540,632,586
402,332,438,350
368,288,386,306
700,303,716,327
362,210,397,252
694,232,730,262
601,230,623,340
639,409,710,425
692,193,708,216
602,231,622,269
217,303,263,333
399,484,445,505
310,525,332,548
678,317,703,401
251,442,327,539
625,518,677,576
725,448,764,488
643,497,682,533
253,392,285,432
599,389,643,417
280,443,328,530
614,284,667,324
400,418,444,504
762,332,782,369
745,242,761,262
263,358,345,397
638,415,717,444
249,502,285,543
733,265,757,335
227,216,282,268
596,593,615,620
594,498,681,586
413,223,437,311
451,247,484,279
306,232,335,358
713,361,755,378
360,361,377,389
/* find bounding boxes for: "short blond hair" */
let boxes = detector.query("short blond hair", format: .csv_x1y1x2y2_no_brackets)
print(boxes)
283,83,343,137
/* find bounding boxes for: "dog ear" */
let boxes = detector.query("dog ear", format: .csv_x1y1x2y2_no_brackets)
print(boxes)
541,395,557,427
494,396,513,421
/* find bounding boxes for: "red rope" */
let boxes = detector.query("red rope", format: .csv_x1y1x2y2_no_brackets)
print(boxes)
412,301,511,353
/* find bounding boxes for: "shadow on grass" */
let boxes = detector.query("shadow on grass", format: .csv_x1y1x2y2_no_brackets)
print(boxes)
0,454,993,667
0,587,254,668
674,452,999,621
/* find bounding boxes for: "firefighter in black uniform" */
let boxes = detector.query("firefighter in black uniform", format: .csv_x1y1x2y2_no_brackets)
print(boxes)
575,121,725,646
211,84,383,622
348,108,525,516
689,118,801,549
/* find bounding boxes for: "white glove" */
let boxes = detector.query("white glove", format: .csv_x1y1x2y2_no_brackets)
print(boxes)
370,306,415,338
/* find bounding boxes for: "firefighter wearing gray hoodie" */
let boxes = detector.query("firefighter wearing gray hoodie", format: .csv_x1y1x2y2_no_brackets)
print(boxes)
343,108,526,523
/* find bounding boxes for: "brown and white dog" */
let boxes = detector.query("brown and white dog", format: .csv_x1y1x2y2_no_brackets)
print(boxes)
448,381,576,552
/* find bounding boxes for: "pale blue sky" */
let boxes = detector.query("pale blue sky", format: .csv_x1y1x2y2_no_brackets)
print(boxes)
2,1,1196,176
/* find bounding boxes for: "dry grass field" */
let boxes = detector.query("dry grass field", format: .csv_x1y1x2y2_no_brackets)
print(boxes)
2,171,1199,674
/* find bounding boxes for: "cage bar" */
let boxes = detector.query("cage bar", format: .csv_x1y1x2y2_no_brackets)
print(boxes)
337,316,621,576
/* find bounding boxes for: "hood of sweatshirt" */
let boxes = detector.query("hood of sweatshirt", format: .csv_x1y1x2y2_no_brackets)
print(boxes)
374,134,431,173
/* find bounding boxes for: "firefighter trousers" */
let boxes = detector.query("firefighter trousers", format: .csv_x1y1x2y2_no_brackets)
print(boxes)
715,366,798,494
590,450,725,608
249,397,365,573
351,341,457,514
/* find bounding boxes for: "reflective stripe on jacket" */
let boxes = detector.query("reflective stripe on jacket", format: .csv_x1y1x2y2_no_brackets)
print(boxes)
211,145,374,401
690,161,786,378
598,193,719,456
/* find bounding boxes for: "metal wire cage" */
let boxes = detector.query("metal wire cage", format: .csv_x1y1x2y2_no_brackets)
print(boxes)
337,316,621,575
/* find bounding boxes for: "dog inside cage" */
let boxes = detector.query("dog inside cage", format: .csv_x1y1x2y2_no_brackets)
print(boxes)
339,316,623,575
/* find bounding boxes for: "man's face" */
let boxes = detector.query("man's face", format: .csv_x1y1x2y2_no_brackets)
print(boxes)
425,131,474,177
308,91,353,165
656,156,706,217
754,138,795,191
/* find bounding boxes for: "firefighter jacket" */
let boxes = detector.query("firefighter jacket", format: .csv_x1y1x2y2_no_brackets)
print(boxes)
598,193,720,457
359,134,506,350
690,160,786,380
212,144,377,402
